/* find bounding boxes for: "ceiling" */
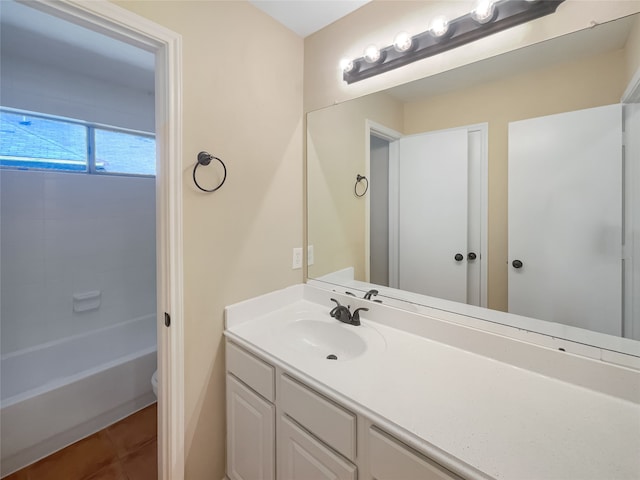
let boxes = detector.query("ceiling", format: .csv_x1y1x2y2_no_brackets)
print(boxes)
248,0,371,38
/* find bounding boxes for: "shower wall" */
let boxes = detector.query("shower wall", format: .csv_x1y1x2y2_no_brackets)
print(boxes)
1,169,156,355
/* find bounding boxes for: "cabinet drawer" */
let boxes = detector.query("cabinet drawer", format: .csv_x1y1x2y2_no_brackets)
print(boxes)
278,415,356,480
369,427,463,480
280,375,356,461
227,341,275,402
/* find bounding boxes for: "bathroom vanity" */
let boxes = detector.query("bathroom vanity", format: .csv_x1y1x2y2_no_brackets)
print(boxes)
224,284,640,480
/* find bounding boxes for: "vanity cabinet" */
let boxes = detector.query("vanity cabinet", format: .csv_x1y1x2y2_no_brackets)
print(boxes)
278,415,356,480
227,376,275,480
368,426,462,480
279,374,357,461
226,342,276,480
226,340,465,480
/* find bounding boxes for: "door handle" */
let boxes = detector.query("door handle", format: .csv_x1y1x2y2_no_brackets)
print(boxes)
512,259,523,269
468,252,477,260
454,253,464,262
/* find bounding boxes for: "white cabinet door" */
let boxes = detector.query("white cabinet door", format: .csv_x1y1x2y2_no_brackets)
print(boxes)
227,375,275,480
508,104,622,334
398,129,469,302
368,427,462,480
278,415,356,480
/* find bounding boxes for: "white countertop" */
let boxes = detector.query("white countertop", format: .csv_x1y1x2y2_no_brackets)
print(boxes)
225,285,640,480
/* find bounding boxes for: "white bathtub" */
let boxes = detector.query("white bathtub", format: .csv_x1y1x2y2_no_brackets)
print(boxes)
0,314,157,477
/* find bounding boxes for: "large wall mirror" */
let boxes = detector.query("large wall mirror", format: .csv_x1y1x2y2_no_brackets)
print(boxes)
307,13,640,358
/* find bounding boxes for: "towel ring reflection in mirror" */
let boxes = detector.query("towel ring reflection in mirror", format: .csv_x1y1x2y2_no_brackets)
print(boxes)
354,174,368,197
193,151,227,193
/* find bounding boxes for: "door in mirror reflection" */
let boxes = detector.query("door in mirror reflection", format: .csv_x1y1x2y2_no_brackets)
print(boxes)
369,125,486,305
508,104,623,335
398,129,469,303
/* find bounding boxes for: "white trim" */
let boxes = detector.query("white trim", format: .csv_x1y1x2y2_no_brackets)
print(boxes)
477,124,489,308
622,65,640,103
364,124,371,283
21,2,185,478
623,66,640,340
388,139,400,288
365,120,403,286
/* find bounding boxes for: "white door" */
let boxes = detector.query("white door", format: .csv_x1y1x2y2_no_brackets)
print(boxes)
508,104,622,335
227,375,275,480
398,129,469,302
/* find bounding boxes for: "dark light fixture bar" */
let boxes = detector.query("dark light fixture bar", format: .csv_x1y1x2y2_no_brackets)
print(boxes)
342,0,566,84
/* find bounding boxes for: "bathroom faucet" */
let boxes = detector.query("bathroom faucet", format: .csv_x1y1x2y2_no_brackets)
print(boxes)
330,298,368,326
345,289,381,303
364,289,379,300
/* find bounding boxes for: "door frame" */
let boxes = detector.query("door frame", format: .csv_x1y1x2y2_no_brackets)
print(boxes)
622,65,640,339
24,1,185,478
365,120,402,286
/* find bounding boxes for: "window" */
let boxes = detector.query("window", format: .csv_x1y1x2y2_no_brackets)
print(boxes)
95,128,155,176
0,108,155,176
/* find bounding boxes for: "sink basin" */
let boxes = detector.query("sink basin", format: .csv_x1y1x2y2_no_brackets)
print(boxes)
277,318,385,361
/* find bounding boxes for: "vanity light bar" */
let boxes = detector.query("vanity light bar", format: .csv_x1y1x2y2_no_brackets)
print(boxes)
342,0,566,84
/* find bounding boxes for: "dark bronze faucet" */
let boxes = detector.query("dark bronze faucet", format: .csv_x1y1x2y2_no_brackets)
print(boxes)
364,289,379,300
330,298,368,326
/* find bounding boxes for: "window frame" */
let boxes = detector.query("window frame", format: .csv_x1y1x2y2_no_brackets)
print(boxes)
0,106,156,178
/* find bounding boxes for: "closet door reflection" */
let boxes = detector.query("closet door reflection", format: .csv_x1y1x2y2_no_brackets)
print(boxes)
508,104,623,335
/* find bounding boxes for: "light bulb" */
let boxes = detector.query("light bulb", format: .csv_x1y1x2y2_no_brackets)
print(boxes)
364,44,381,63
471,0,496,24
393,32,413,52
429,16,449,38
340,58,355,73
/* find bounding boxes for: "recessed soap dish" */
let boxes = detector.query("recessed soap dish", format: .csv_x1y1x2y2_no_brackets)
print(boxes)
73,290,101,313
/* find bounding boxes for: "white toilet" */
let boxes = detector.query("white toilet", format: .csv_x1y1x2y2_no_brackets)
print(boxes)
151,370,158,398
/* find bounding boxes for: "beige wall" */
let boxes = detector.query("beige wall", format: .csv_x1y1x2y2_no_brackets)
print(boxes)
104,1,640,477
115,1,303,478
307,93,403,280
403,48,627,310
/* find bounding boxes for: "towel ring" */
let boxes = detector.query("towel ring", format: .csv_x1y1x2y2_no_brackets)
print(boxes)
193,151,227,193
354,174,368,197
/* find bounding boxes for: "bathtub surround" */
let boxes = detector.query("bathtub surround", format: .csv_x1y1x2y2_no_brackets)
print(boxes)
0,169,156,354
0,167,157,474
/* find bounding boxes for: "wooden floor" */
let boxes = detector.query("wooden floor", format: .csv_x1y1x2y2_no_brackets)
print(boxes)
5,403,157,480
